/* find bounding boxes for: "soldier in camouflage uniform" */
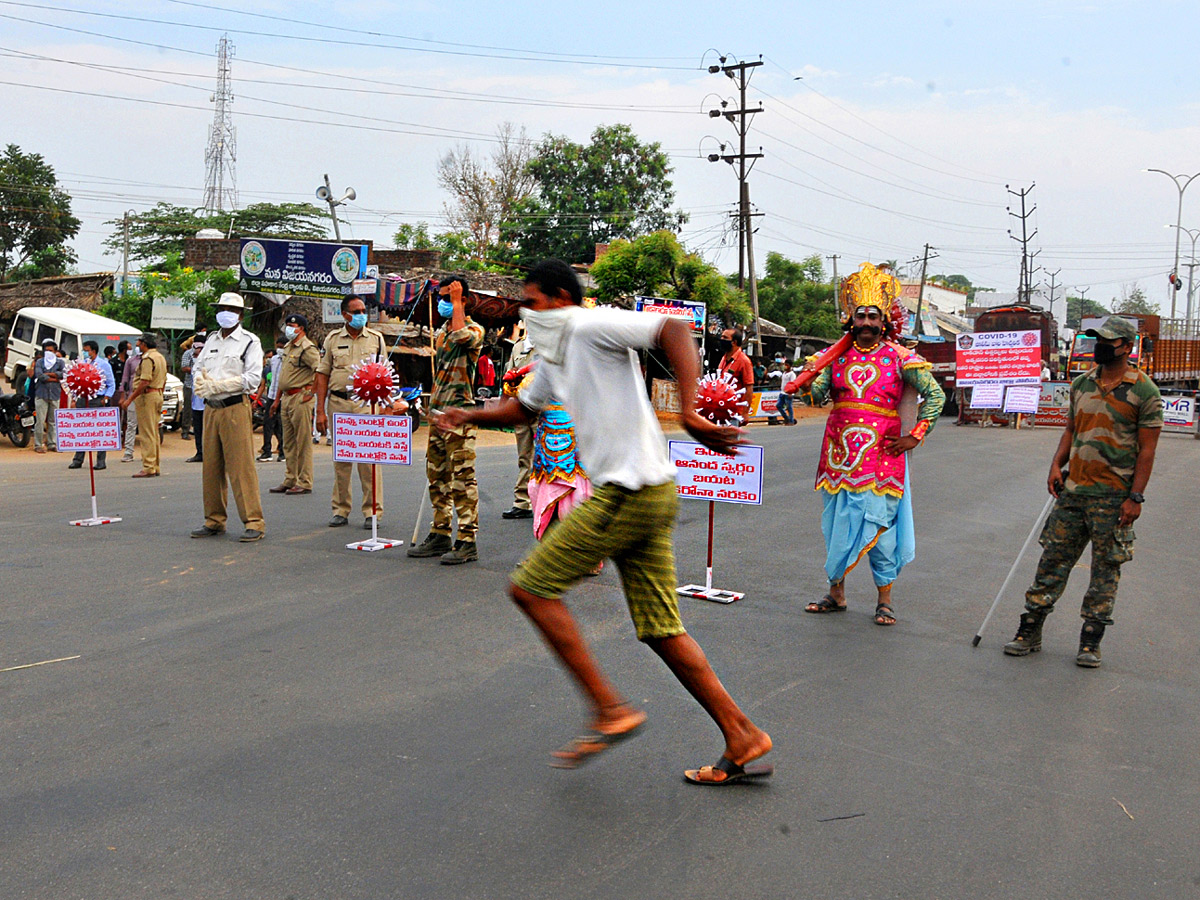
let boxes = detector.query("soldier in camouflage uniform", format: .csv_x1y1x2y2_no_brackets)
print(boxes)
408,276,486,564
1004,316,1162,667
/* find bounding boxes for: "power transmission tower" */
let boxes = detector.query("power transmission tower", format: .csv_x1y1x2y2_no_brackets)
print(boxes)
707,54,764,354
202,34,238,214
1006,183,1040,305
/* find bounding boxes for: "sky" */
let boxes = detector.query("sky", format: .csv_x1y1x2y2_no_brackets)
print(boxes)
3,0,1199,316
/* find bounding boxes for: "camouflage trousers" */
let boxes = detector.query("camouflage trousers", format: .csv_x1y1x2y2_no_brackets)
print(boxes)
426,425,478,540
1025,492,1135,626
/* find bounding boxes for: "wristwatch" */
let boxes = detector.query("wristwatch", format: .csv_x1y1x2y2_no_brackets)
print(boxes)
1128,492,1145,504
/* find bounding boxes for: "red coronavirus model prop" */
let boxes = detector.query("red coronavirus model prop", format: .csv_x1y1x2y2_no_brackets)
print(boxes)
64,360,104,401
349,359,398,407
695,372,747,426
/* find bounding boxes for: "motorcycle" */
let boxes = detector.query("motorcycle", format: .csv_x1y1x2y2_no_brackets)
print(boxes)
398,386,423,431
0,391,35,447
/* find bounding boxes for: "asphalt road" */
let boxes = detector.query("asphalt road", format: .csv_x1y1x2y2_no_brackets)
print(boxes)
2,419,1198,900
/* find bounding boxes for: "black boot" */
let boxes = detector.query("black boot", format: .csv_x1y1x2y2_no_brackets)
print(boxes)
1003,611,1046,656
407,532,453,558
1076,621,1106,668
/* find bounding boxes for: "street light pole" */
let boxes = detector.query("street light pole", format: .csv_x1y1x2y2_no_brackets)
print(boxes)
1168,225,1200,335
316,174,356,243
1145,169,1200,318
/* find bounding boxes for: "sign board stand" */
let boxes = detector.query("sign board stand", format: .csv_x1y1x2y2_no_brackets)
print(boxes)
57,407,123,526
670,441,764,604
335,407,409,552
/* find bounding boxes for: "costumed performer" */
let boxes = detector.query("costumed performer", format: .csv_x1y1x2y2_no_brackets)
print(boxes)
798,262,945,626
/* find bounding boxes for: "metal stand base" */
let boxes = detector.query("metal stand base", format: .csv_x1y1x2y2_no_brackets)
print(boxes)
677,584,744,604
70,515,122,527
346,516,402,552
346,537,403,552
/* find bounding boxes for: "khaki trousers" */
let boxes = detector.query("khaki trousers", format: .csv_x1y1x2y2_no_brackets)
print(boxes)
134,392,163,473
202,398,265,532
513,422,534,510
426,425,478,540
281,392,315,490
329,394,382,518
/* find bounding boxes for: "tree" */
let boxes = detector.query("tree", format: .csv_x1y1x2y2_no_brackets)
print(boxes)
1111,284,1158,316
755,252,841,339
105,202,330,266
0,144,80,281
590,231,750,323
504,124,686,265
437,122,535,261
391,221,509,273
98,253,238,334
1065,295,1110,329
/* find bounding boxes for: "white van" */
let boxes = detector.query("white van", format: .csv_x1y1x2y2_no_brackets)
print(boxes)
4,307,142,387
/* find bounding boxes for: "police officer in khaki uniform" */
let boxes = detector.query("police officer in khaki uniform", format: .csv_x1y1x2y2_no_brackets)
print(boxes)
119,332,167,477
190,292,267,542
268,313,321,495
315,295,389,528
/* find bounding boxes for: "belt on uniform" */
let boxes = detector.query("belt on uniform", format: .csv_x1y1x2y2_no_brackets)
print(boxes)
285,384,313,396
142,387,163,393
205,394,247,409
330,389,350,400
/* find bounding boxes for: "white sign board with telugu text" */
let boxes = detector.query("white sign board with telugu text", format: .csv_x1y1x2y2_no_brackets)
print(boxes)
969,383,1005,409
332,413,411,465
55,407,122,451
1003,384,1042,414
150,295,197,330
669,441,764,505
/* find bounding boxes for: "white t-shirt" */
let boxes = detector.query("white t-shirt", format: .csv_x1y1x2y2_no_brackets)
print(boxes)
521,307,675,490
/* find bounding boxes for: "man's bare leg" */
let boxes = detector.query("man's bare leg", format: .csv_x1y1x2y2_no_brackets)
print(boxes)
874,582,896,626
509,584,644,734
645,633,772,766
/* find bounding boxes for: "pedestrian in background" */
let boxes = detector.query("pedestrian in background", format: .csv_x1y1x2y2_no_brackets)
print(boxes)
186,338,205,463
32,337,65,453
179,330,204,440
502,331,535,520
117,339,140,463
68,340,115,470
257,338,286,462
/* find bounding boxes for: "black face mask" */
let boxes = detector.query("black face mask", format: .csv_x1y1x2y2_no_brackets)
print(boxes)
718,339,733,353
1093,343,1120,364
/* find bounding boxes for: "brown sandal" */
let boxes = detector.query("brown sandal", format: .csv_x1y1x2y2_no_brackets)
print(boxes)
805,594,847,614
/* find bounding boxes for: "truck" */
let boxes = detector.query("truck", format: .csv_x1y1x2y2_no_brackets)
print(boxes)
1069,314,1200,388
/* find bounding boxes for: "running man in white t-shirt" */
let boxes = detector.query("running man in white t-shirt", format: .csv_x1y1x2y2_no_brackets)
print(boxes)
437,259,773,786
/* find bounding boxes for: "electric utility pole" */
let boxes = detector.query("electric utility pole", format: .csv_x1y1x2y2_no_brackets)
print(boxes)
913,243,937,336
1046,268,1062,323
707,54,764,355
1007,183,1039,305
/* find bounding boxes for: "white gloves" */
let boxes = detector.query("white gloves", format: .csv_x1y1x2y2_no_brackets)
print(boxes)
193,372,244,398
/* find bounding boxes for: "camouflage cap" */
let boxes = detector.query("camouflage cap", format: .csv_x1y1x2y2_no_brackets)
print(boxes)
1085,316,1138,342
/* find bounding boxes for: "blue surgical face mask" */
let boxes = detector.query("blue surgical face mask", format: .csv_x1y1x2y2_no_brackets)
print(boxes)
284,326,297,341
348,312,368,330
437,298,455,319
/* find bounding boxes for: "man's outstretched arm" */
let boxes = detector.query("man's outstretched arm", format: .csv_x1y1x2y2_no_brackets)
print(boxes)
657,318,743,456
435,396,534,432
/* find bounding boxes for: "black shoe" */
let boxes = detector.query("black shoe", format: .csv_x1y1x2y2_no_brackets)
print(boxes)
68,460,83,469
502,506,533,520
440,540,478,565
1003,612,1046,656
190,525,224,538
185,455,203,463
407,532,453,558
94,462,106,470
239,529,265,543
329,515,349,527
275,455,284,462
181,431,191,439
363,517,377,530
1076,621,1105,668
256,452,272,462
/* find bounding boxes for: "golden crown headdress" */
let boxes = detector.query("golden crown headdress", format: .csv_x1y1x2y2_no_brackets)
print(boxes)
839,262,899,321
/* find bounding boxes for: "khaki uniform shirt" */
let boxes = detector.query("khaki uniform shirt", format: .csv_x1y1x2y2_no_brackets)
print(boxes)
135,348,168,390
317,326,388,393
277,335,320,393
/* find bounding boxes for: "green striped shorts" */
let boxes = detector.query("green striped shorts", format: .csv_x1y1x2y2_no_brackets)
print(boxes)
511,480,686,641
